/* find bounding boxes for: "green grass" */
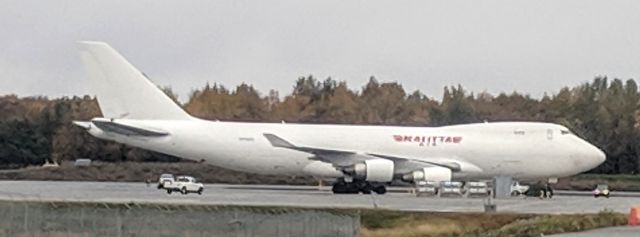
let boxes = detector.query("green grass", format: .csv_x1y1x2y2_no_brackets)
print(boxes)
479,210,627,237
360,209,627,237
574,174,640,182
555,174,640,191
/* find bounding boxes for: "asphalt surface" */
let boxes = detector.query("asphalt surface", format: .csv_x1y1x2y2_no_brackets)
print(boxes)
549,226,639,237
0,181,639,214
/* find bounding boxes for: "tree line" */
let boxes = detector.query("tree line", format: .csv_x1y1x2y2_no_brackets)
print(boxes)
1,76,639,174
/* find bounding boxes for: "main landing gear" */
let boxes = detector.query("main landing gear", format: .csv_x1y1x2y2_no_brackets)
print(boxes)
331,178,387,194
539,182,554,199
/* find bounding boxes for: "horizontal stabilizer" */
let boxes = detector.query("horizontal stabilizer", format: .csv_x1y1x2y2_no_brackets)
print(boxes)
92,119,168,137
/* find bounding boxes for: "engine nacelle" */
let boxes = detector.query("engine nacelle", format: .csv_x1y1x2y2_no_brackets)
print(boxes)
402,166,452,183
351,159,394,182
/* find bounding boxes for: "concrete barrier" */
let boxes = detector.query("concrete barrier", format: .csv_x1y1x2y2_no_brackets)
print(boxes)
0,201,359,237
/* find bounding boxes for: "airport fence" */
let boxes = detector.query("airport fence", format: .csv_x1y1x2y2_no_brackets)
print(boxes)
0,200,360,237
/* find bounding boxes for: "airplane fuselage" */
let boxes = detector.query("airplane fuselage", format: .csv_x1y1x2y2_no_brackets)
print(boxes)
87,119,605,181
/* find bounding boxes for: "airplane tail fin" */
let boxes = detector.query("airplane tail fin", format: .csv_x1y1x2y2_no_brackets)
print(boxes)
77,41,192,120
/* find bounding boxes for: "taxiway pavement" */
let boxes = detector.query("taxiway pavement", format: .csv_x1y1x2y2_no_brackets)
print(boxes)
0,181,638,214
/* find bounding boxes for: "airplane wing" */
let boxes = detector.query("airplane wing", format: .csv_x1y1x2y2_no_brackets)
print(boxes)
263,133,463,172
72,121,92,129
73,119,169,137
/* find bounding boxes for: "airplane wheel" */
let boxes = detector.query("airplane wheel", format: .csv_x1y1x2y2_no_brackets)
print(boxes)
332,180,367,194
345,183,360,194
373,185,387,195
360,185,372,194
332,182,347,194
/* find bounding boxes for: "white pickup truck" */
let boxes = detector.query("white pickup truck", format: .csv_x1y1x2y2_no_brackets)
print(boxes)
160,175,204,195
510,181,530,196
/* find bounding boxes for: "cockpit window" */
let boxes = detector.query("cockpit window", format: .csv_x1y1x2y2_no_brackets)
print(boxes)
560,130,571,135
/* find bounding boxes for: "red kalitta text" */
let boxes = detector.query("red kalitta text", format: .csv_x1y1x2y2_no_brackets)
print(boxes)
392,135,463,146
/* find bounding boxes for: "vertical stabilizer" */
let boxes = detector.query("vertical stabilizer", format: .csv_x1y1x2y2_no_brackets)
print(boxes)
78,41,191,120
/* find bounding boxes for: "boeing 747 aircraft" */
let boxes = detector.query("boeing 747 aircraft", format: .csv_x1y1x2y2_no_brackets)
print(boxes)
73,41,606,194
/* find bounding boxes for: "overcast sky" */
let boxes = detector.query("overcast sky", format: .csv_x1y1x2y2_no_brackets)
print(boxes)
1,0,640,101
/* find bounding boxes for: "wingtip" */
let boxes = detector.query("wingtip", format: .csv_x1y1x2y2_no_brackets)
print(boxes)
77,40,108,45
77,41,111,51
72,121,92,129
263,133,295,148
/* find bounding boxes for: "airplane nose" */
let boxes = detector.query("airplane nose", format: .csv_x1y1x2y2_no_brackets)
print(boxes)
593,147,606,164
585,144,606,168
569,136,606,173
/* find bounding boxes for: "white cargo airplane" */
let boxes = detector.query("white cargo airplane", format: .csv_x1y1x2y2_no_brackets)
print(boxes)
73,41,606,194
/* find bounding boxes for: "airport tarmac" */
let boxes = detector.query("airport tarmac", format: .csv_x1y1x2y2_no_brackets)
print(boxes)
0,180,638,214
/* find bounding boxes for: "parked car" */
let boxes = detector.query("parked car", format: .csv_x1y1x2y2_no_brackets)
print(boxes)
157,173,175,189
415,181,439,197
593,184,610,198
465,181,489,197
510,181,530,196
439,181,464,197
162,176,204,195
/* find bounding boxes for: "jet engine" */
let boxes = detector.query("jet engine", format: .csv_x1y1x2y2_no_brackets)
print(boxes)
347,159,394,182
402,166,452,183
